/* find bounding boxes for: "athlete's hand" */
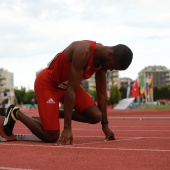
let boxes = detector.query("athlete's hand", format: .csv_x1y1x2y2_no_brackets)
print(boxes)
102,125,115,141
57,127,73,145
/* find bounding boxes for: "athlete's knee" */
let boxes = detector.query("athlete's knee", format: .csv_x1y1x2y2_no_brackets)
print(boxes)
82,105,102,124
42,130,60,143
43,136,59,143
44,138,58,143
89,113,102,124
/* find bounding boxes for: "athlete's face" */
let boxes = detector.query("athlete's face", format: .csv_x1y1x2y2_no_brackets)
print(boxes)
102,59,121,71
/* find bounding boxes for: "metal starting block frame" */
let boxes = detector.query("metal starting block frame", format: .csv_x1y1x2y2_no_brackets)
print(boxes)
0,134,41,142
0,116,41,142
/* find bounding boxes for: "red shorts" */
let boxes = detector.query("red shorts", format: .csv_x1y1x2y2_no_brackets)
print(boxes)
34,69,95,130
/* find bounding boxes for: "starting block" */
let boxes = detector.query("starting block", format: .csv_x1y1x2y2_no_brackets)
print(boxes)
0,116,41,142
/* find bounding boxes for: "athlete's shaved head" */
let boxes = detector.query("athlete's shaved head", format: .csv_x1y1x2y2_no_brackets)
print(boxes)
111,44,133,70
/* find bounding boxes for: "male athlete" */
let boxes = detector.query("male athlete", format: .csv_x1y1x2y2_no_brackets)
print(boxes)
3,40,133,144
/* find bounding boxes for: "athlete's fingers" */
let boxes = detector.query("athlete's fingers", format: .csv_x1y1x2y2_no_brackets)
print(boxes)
105,135,115,141
57,136,65,145
70,137,73,145
57,136,73,145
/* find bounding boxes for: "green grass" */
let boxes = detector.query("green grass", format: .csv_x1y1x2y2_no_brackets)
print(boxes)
140,105,170,110
24,104,37,108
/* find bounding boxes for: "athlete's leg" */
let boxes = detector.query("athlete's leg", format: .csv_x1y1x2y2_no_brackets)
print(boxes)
17,110,59,143
59,105,101,124
4,69,62,143
32,83,64,143
78,104,102,123
17,69,61,143
59,87,102,124
3,104,60,143
15,90,61,142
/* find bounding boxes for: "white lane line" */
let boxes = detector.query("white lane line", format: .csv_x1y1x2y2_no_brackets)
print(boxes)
1,142,170,152
71,129,170,131
108,116,170,120
75,136,170,141
0,167,36,170
64,136,170,146
59,146,170,152
0,136,170,152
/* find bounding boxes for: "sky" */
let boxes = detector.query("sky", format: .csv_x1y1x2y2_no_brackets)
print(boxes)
0,0,170,90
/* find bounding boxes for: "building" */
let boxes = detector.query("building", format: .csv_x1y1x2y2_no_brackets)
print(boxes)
139,66,170,88
166,70,170,85
0,68,14,93
81,80,89,91
83,70,119,91
119,77,133,88
0,68,15,105
106,70,119,88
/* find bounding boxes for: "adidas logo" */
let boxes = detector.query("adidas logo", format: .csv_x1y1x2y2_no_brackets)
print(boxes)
46,98,55,104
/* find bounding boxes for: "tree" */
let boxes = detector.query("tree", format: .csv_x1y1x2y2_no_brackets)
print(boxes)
153,85,170,101
108,85,121,105
14,87,35,104
161,85,170,99
153,87,159,101
88,89,97,101
119,86,126,99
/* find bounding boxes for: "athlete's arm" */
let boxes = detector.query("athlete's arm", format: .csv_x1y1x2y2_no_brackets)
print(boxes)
95,69,115,140
57,41,90,145
95,69,108,122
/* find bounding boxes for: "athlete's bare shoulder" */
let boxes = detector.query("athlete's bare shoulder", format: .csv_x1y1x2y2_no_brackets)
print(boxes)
65,40,91,62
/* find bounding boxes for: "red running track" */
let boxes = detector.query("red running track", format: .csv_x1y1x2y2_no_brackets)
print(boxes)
0,108,170,170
